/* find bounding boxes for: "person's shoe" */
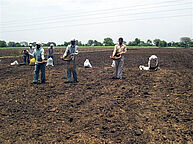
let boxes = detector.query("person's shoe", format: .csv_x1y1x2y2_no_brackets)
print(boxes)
112,76,118,79
64,81,72,83
40,82,46,84
117,77,122,80
73,80,79,83
31,81,37,84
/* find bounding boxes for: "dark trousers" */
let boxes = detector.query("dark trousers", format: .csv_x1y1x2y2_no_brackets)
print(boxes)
33,64,46,83
67,60,77,82
24,54,30,64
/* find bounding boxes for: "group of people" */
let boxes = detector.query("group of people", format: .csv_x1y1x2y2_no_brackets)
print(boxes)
26,39,80,84
24,37,157,84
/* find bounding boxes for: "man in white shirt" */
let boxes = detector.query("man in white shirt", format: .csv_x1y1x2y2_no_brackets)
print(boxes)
29,43,34,54
111,37,127,79
29,42,46,84
62,39,78,83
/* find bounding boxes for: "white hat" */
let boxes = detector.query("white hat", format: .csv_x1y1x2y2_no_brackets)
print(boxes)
50,44,54,46
36,42,41,45
29,44,32,46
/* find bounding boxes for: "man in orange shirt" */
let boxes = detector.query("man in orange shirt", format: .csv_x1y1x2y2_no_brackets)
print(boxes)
112,37,127,79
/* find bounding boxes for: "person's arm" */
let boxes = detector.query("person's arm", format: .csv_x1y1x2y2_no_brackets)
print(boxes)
29,51,35,57
63,46,69,58
112,45,117,56
41,49,45,60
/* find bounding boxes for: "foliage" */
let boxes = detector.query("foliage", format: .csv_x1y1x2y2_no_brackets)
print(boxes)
180,37,192,47
0,40,7,47
103,38,114,46
1,37,192,48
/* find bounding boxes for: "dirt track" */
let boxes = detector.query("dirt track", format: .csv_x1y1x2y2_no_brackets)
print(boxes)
0,48,193,143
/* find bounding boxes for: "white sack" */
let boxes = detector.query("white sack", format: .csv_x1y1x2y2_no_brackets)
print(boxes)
139,55,158,71
46,57,54,66
111,60,115,68
11,61,19,66
84,59,92,68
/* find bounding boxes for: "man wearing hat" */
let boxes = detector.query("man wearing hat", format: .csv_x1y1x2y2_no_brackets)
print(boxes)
29,43,34,54
48,44,55,65
29,42,46,84
62,39,78,83
111,37,127,79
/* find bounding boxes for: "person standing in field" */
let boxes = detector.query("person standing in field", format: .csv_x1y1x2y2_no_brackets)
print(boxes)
62,39,79,83
48,43,55,65
29,42,46,84
111,37,127,79
29,43,34,54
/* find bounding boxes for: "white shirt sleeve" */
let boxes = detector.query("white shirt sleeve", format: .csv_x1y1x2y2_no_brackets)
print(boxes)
112,45,117,56
41,48,45,60
63,46,69,58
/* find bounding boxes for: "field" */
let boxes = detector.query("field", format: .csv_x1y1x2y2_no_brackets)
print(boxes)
0,47,193,143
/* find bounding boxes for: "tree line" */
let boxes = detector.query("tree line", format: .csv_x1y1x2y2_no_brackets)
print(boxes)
0,37,192,48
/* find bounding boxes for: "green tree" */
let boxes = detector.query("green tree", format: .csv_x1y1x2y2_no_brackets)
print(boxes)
134,38,141,46
140,41,145,46
20,41,28,47
147,39,152,45
159,40,167,47
47,42,56,47
15,42,21,47
87,40,94,46
167,42,172,47
190,41,193,47
0,40,7,47
123,41,127,45
180,37,191,47
103,38,114,46
77,41,83,46
171,41,180,47
128,41,136,46
93,40,103,46
153,39,161,47
8,42,16,47
64,41,70,46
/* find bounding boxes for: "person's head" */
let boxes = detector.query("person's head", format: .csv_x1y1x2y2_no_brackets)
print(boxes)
50,43,54,48
36,42,41,49
29,44,32,47
118,37,123,45
71,39,76,46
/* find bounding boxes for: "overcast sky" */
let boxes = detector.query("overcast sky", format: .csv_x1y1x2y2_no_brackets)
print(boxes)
0,0,192,44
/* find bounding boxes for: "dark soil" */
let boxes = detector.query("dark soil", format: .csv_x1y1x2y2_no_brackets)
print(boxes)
0,48,193,143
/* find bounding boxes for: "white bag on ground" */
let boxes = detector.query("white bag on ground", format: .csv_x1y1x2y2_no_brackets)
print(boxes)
139,55,158,71
84,59,92,68
111,60,115,68
139,65,149,70
11,60,19,66
46,57,54,66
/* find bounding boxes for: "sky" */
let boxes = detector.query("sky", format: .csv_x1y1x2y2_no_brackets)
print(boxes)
0,0,192,44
